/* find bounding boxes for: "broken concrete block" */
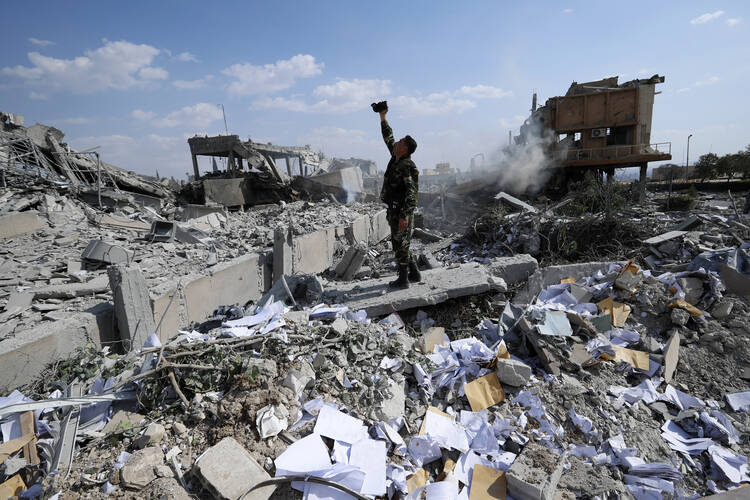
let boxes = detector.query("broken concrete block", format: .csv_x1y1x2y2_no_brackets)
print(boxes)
712,301,734,319
259,274,324,307
670,308,690,327
677,277,704,305
140,477,191,500
135,422,165,449
643,230,687,245
496,358,532,387
495,192,537,213
82,240,134,266
31,274,110,300
507,442,565,500
0,211,46,239
489,255,539,285
331,317,348,336
377,378,406,420
194,437,274,500
335,244,367,281
121,446,164,490
108,265,157,351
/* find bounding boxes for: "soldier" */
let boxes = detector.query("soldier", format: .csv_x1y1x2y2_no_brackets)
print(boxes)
376,103,420,289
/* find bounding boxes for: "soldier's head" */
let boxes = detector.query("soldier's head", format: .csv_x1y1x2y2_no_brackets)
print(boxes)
394,135,417,159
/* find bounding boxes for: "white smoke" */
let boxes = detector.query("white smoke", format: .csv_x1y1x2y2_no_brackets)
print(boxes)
484,118,561,195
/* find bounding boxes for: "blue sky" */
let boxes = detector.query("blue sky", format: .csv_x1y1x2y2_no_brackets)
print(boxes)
1,1,748,179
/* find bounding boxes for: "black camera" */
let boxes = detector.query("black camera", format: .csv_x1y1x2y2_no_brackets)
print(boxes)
371,100,388,113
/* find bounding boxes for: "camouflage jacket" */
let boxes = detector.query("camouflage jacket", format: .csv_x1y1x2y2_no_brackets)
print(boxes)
380,120,419,219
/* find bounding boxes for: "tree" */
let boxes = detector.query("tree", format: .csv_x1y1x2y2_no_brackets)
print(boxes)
695,153,719,182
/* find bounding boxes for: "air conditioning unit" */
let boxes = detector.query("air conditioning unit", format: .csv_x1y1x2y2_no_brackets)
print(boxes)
591,128,607,138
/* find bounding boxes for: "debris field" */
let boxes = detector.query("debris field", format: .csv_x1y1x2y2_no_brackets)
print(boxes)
1,110,750,500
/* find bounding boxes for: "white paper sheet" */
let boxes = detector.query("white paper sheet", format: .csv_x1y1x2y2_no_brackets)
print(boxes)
407,435,442,467
423,409,469,452
349,438,386,496
405,480,459,500
313,405,368,444
275,433,332,476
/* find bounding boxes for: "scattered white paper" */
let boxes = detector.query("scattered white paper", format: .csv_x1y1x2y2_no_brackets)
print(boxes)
313,405,368,444
423,409,469,452
274,433,332,476
256,404,288,439
349,438,387,496
406,480,459,500
725,391,750,412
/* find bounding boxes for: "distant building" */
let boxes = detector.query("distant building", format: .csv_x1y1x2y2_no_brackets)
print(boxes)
329,157,378,176
426,162,456,176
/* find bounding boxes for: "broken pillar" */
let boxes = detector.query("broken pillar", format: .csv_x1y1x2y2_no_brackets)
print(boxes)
108,265,156,351
638,162,647,202
335,244,367,281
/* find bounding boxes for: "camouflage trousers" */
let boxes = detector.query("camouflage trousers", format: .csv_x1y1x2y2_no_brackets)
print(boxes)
388,211,414,267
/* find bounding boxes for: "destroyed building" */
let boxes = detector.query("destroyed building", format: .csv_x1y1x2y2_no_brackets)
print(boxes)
1,103,750,500
517,74,672,188
184,134,369,207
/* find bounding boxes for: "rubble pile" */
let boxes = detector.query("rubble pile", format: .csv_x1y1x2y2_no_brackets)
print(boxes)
2,113,750,498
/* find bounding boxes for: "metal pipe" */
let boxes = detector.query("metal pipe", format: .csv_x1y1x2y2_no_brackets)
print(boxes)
95,152,102,207
240,475,370,500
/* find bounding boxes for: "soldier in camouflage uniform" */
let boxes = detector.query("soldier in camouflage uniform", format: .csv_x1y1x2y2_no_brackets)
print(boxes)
377,106,421,289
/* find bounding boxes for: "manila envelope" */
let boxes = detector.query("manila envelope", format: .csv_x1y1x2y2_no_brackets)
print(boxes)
470,464,506,499
464,373,505,412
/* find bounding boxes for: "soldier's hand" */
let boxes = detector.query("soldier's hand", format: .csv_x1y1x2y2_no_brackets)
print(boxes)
398,218,408,231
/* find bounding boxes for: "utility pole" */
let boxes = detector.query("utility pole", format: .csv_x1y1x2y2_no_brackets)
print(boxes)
686,134,693,183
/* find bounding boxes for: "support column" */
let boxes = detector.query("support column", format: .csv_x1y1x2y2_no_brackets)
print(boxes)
638,163,648,202
191,154,200,180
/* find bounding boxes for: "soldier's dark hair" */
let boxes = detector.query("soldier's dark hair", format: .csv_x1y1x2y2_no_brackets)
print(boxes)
404,135,417,155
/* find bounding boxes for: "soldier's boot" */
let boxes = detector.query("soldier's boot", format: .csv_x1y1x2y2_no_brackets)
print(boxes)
389,265,410,289
408,259,422,282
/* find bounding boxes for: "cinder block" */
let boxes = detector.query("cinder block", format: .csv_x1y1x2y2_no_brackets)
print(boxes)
507,442,565,500
0,211,46,238
194,437,274,500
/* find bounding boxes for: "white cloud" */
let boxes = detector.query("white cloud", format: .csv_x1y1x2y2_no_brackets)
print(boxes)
456,84,512,99
676,87,691,93
176,51,198,62
173,75,214,90
223,54,323,95
138,66,169,80
29,91,47,100
28,37,54,47
727,18,741,26
562,8,573,14
391,94,476,117
53,117,95,125
131,109,157,121
297,126,380,163
153,103,223,128
253,80,505,115
694,76,720,87
690,11,724,24
1,40,167,94
253,78,391,113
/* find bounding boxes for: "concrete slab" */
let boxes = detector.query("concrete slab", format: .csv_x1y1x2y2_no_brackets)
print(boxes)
32,274,110,299
325,263,504,317
643,230,687,245
0,303,114,391
335,245,367,281
489,255,539,284
495,192,537,213
0,211,47,238
273,227,336,281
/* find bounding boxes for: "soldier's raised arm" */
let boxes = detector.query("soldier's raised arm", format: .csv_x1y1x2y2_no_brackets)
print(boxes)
373,101,394,153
